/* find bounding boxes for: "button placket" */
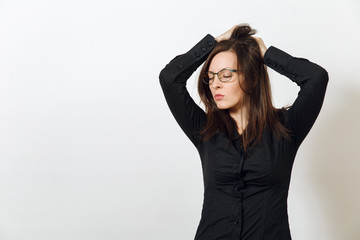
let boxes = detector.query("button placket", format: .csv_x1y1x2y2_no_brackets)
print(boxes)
233,179,246,197
232,179,246,232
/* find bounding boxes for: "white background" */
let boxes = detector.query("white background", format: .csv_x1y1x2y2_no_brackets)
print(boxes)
0,0,359,239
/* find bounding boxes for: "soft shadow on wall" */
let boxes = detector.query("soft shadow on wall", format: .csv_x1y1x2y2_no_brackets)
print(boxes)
310,86,360,240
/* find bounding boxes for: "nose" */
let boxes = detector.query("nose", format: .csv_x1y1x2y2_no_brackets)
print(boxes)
210,75,222,89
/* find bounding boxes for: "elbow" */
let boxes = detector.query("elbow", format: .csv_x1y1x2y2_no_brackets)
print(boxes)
319,67,329,82
159,67,176,92
159,65,179,88
159,67,170,87
314,67,329,87
159,68,165,86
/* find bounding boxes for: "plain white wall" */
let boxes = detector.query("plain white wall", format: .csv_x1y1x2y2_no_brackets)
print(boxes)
0,0,359,239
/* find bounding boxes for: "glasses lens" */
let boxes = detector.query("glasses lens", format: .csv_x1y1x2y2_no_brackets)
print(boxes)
219,69,232,82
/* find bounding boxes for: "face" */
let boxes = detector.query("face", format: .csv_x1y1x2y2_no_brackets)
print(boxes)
208,51,245,112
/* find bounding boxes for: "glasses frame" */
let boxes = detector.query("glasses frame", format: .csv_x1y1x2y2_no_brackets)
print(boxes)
203,68,243,84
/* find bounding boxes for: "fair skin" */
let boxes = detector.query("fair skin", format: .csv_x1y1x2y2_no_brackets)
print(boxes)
208,51,248,134
212,25,268,135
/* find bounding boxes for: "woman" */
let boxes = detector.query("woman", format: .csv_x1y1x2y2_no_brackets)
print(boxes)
159,24,328,240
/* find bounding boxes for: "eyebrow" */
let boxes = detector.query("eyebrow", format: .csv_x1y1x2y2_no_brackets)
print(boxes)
208,67,232,73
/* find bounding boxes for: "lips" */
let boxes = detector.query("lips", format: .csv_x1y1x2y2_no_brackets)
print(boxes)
214,94,224,100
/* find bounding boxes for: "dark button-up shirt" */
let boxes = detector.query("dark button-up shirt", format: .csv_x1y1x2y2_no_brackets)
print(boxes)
159,34,328,240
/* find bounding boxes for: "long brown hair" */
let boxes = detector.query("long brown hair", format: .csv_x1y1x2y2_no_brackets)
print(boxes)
197,24,292,154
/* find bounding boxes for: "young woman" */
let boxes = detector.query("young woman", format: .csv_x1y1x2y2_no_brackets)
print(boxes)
159,24,328,240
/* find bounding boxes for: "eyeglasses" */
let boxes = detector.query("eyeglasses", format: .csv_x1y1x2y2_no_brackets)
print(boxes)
203,68,242,84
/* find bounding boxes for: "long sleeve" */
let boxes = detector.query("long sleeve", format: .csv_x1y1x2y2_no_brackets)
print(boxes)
263,46,329,150
159,34,217,149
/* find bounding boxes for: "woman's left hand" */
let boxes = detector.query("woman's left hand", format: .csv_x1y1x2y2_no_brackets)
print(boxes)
252,36,267,59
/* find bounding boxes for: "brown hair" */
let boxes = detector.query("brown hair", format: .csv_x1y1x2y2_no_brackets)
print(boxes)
197,23,292,154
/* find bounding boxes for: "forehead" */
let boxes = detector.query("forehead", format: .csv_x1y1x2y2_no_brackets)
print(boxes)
209,51,237,72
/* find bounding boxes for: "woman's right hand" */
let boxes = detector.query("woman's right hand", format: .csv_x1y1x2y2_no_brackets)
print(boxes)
215,25,237,42
252,37,268,59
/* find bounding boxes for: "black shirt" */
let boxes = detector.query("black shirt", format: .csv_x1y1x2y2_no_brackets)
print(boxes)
159,34,328,240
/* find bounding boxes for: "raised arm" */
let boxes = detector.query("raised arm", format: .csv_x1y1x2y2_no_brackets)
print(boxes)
159,34,216,149
263,46,329,149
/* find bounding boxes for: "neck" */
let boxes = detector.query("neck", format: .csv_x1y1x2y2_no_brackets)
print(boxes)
229,104,249,132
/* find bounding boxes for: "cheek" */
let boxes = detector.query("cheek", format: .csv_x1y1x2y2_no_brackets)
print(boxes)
228,84,243,101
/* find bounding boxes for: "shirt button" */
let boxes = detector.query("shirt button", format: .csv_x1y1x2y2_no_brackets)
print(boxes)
234,219,239,224
237,180,245,189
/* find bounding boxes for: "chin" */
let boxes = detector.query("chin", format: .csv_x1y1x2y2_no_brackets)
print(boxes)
216,104,229,110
